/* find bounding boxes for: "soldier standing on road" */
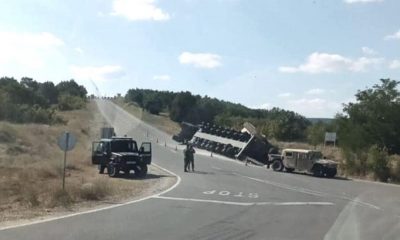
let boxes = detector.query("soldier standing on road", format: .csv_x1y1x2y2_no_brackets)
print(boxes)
184,143,196,172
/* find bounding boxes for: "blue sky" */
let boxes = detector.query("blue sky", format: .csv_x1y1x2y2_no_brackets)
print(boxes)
0,0,399,117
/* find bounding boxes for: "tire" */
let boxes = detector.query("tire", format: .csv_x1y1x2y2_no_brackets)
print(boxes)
134,164,148,178
108,164,119,178
326,168,337,178
312,164,324,177
124,168,130,177
285,167,295,173
272,160,284,172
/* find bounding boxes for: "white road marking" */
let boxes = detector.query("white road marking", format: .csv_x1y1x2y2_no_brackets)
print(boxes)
153,196,334,206
0,163,182,231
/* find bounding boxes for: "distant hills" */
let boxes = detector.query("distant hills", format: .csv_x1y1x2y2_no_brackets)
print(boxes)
307,118,334,124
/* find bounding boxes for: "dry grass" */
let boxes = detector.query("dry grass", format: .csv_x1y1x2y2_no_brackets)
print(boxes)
0,102,176,224
113,98,181,135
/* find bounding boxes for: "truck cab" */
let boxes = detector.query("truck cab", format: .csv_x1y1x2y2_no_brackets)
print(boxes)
91,137,152,178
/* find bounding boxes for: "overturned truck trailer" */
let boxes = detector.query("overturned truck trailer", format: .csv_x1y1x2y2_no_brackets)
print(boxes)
172,122,277,165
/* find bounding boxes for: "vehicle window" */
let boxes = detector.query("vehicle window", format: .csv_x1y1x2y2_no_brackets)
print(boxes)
285,152,293,157
111,141,138,152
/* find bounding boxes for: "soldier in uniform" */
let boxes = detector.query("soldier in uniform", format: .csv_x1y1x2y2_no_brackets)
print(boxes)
184,143,196,172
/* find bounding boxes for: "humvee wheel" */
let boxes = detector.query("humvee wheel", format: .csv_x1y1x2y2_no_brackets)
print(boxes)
272,160,284,172
285,167,295,173
312,164,324,177
134,164,148,178
108,164,119,177
326,168,337,178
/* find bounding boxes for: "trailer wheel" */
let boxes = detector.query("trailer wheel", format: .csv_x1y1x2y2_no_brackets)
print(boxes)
272,159,284,172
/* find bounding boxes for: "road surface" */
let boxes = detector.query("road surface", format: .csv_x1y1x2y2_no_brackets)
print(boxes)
1,99,400,240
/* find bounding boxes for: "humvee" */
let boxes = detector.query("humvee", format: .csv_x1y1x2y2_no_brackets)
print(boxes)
92,137,152,178
269,149,337,178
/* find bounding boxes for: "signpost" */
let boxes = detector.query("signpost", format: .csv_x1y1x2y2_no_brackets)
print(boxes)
324,132,337,147
57,132,77,190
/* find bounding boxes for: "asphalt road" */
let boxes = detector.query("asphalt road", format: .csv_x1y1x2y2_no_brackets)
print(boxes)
2,99,400,240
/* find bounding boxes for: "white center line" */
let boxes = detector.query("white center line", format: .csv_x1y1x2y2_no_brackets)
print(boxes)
153,196,334,206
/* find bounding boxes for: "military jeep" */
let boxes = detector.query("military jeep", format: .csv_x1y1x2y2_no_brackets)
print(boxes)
91,137,152,178
270,149,337,178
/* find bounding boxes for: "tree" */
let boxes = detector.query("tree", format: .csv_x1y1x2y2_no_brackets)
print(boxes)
38,81,59,105
170,92,197,122
56,79,87,98
338,79,400,154
143,95,163,114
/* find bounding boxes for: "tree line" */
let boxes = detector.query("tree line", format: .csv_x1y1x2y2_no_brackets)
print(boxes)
125,88,311,141
0,77,87,124
306,79,400,182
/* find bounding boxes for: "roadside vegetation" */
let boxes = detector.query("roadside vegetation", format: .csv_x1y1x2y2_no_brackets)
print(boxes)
123,79,400,183
0,77,174,224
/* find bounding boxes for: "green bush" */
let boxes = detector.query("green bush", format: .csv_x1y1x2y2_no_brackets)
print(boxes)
58,94,86,111
389,155,400,182
367,145,390,182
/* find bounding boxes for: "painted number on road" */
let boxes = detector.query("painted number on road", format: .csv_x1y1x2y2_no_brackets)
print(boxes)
203,190,259,199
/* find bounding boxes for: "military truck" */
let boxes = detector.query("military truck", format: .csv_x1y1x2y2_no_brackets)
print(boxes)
91,137,152,178
269,149,337,178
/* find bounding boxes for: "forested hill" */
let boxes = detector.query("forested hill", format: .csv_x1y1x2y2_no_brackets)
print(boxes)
124,88,311,141
0,77,87,124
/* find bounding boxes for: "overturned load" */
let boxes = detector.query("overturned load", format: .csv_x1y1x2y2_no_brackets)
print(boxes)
172,122,199,143
173,122,276,164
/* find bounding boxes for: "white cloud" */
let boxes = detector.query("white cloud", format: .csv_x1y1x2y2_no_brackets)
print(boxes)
0,31,64,69
361,46,377,55
179,52,222,69
111,0,170,21
306,88,325,95
344,0,383,3
70,65,124,81
153,74,171,81
385,29,400,40
286,98,341,117
389,60,400,69
278,92,292,98
74,47,84,54
279,52,383,74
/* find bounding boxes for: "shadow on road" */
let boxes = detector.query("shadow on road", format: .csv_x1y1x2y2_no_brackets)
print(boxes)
186,170,215,175
101,172,171,180
275,171,351,181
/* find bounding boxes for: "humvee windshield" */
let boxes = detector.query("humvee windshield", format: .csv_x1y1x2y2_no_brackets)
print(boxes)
308,151,323,160
111,140,138,152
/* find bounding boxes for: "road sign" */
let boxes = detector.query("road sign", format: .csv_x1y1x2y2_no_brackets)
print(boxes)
58,132,76,151
324,132,337,147
325,132,337,142
57,132,76,190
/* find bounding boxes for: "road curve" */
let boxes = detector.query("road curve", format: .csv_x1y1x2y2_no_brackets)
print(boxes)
1,99,400,240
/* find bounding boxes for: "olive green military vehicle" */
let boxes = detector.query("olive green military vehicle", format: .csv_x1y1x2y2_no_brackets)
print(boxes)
269,149,337,178
92,137,152,178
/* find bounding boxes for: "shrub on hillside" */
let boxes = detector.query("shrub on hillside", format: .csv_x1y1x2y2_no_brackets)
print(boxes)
367,145,390,182
58,94,86,111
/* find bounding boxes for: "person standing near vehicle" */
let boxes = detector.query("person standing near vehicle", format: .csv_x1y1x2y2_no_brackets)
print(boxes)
184,143,196,172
